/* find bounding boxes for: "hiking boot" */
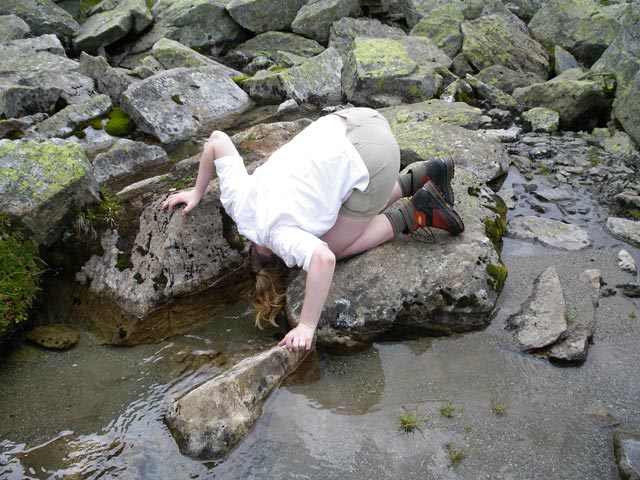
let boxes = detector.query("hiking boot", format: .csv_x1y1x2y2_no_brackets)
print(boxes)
407,156,455,205
409,180,464,235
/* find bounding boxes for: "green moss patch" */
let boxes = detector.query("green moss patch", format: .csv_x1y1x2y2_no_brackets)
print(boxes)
104,108,132,137
486,263,508,292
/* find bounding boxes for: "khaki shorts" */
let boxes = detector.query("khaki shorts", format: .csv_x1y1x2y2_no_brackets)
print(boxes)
333,108,401,219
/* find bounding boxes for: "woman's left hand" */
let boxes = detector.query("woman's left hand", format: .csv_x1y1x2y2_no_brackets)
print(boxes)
278,323,315,351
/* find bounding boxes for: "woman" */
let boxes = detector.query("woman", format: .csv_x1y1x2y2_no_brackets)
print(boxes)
162,108,463,351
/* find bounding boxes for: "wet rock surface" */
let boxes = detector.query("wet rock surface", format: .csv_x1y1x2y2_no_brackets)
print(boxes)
27,324,79,350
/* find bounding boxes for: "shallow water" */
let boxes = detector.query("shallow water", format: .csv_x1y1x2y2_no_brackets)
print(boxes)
2,164,640,478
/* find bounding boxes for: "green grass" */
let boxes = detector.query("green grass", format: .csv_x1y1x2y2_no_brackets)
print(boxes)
398,407,429,434
489,392,507,416
75,190,122,239
445,442,465,467
439,401,462,419
0,215,44,338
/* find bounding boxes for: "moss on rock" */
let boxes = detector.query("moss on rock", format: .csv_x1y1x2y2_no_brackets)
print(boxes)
104,107,132,136
486,262,508,293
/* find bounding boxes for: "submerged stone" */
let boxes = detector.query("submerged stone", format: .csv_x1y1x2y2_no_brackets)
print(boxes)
27,324,79,350
506,216,592,251
613,430,640,480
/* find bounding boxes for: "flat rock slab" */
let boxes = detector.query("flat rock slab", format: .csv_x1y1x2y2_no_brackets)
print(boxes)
549,324,592,362
27,324,79,350
606,217,640,248
287,168,507,349
92,139,170,187
507,266,567,351
165,345,309,459
506,216,592,251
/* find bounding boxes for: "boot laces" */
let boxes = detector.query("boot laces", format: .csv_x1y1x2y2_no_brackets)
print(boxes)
410,225,435,243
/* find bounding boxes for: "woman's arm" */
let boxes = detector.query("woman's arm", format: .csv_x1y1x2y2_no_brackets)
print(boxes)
162,131,238,215
278,244,336,351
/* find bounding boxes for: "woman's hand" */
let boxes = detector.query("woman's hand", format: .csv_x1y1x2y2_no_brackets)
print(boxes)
162,189,202,215
278,323,315,351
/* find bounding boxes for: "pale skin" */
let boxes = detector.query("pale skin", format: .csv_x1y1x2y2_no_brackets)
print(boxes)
162,129,402,351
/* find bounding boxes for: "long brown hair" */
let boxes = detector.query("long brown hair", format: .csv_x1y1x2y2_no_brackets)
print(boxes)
249,245,290,328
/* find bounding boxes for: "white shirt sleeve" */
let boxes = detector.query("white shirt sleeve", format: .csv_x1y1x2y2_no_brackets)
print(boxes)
268,225,327,271
213,154,247,222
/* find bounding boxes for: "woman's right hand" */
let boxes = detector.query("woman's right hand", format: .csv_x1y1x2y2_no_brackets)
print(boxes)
162,189,202,215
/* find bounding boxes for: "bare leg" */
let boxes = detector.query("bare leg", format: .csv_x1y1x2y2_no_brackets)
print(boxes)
322,181,403,260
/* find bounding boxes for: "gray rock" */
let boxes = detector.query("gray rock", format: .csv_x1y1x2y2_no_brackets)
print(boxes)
150,39,240,77
0,14,30,41
291,0,360,43
0,35,96,118
549,324,592,362
329,17,406,59
67,125,119,156
0,0,79,39
0,139,94,245
92,139,170,187
618,249,637,275
120,67,251,145
613,430,640,480
79,120,309,341
27,324,79,350
113,0,245,69
342,36,453,108
506,216,592,251
276,99,298,114
614,70,640,145
131,55,164,79
554,46,582,76
79,53,136,103
397,0,483,29
605,217,640,248
507,266,567,351
461,14,549,80
528,0,620,66
579,268,601,307
24,94,112,140
584,401,620,428
0,113,48,140
531,186,573,203
241,47,343,105
287,168,507,348
73,0,153,53
522,107,560,134
505,0,544,22
513,77,611,131
228,31,324,67
227,0,307,34
382,99,488,130
475,65,544,95
409,4,464,59
380,103,510,182
590,3,640,93
464,74,517,109
166,346,309,459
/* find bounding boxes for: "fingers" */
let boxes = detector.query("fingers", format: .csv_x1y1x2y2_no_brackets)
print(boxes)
278,329,313,351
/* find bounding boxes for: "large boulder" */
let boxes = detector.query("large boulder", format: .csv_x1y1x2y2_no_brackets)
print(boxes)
461,14,549,79
329,17,405,59
380,103,510,182
286,167,507,349
614,70,640,145
590,3,640,93
397,0,484,29
165,346,309,459
0,14,31,42
74,119,309,344
227,31,324,68
120,67,251,145
528,0,620,66
0,0,79,40
0,139,95,245
150,38,242,76
342,36,453,107
240,47,343,105
291,0,360,43
226,0,307,34
0,35,96,119
113,0,245,69
512,76,611,131
72,0,153,54
409,4,464,59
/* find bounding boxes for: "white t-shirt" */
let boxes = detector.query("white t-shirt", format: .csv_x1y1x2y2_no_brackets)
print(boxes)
214,114,370,271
